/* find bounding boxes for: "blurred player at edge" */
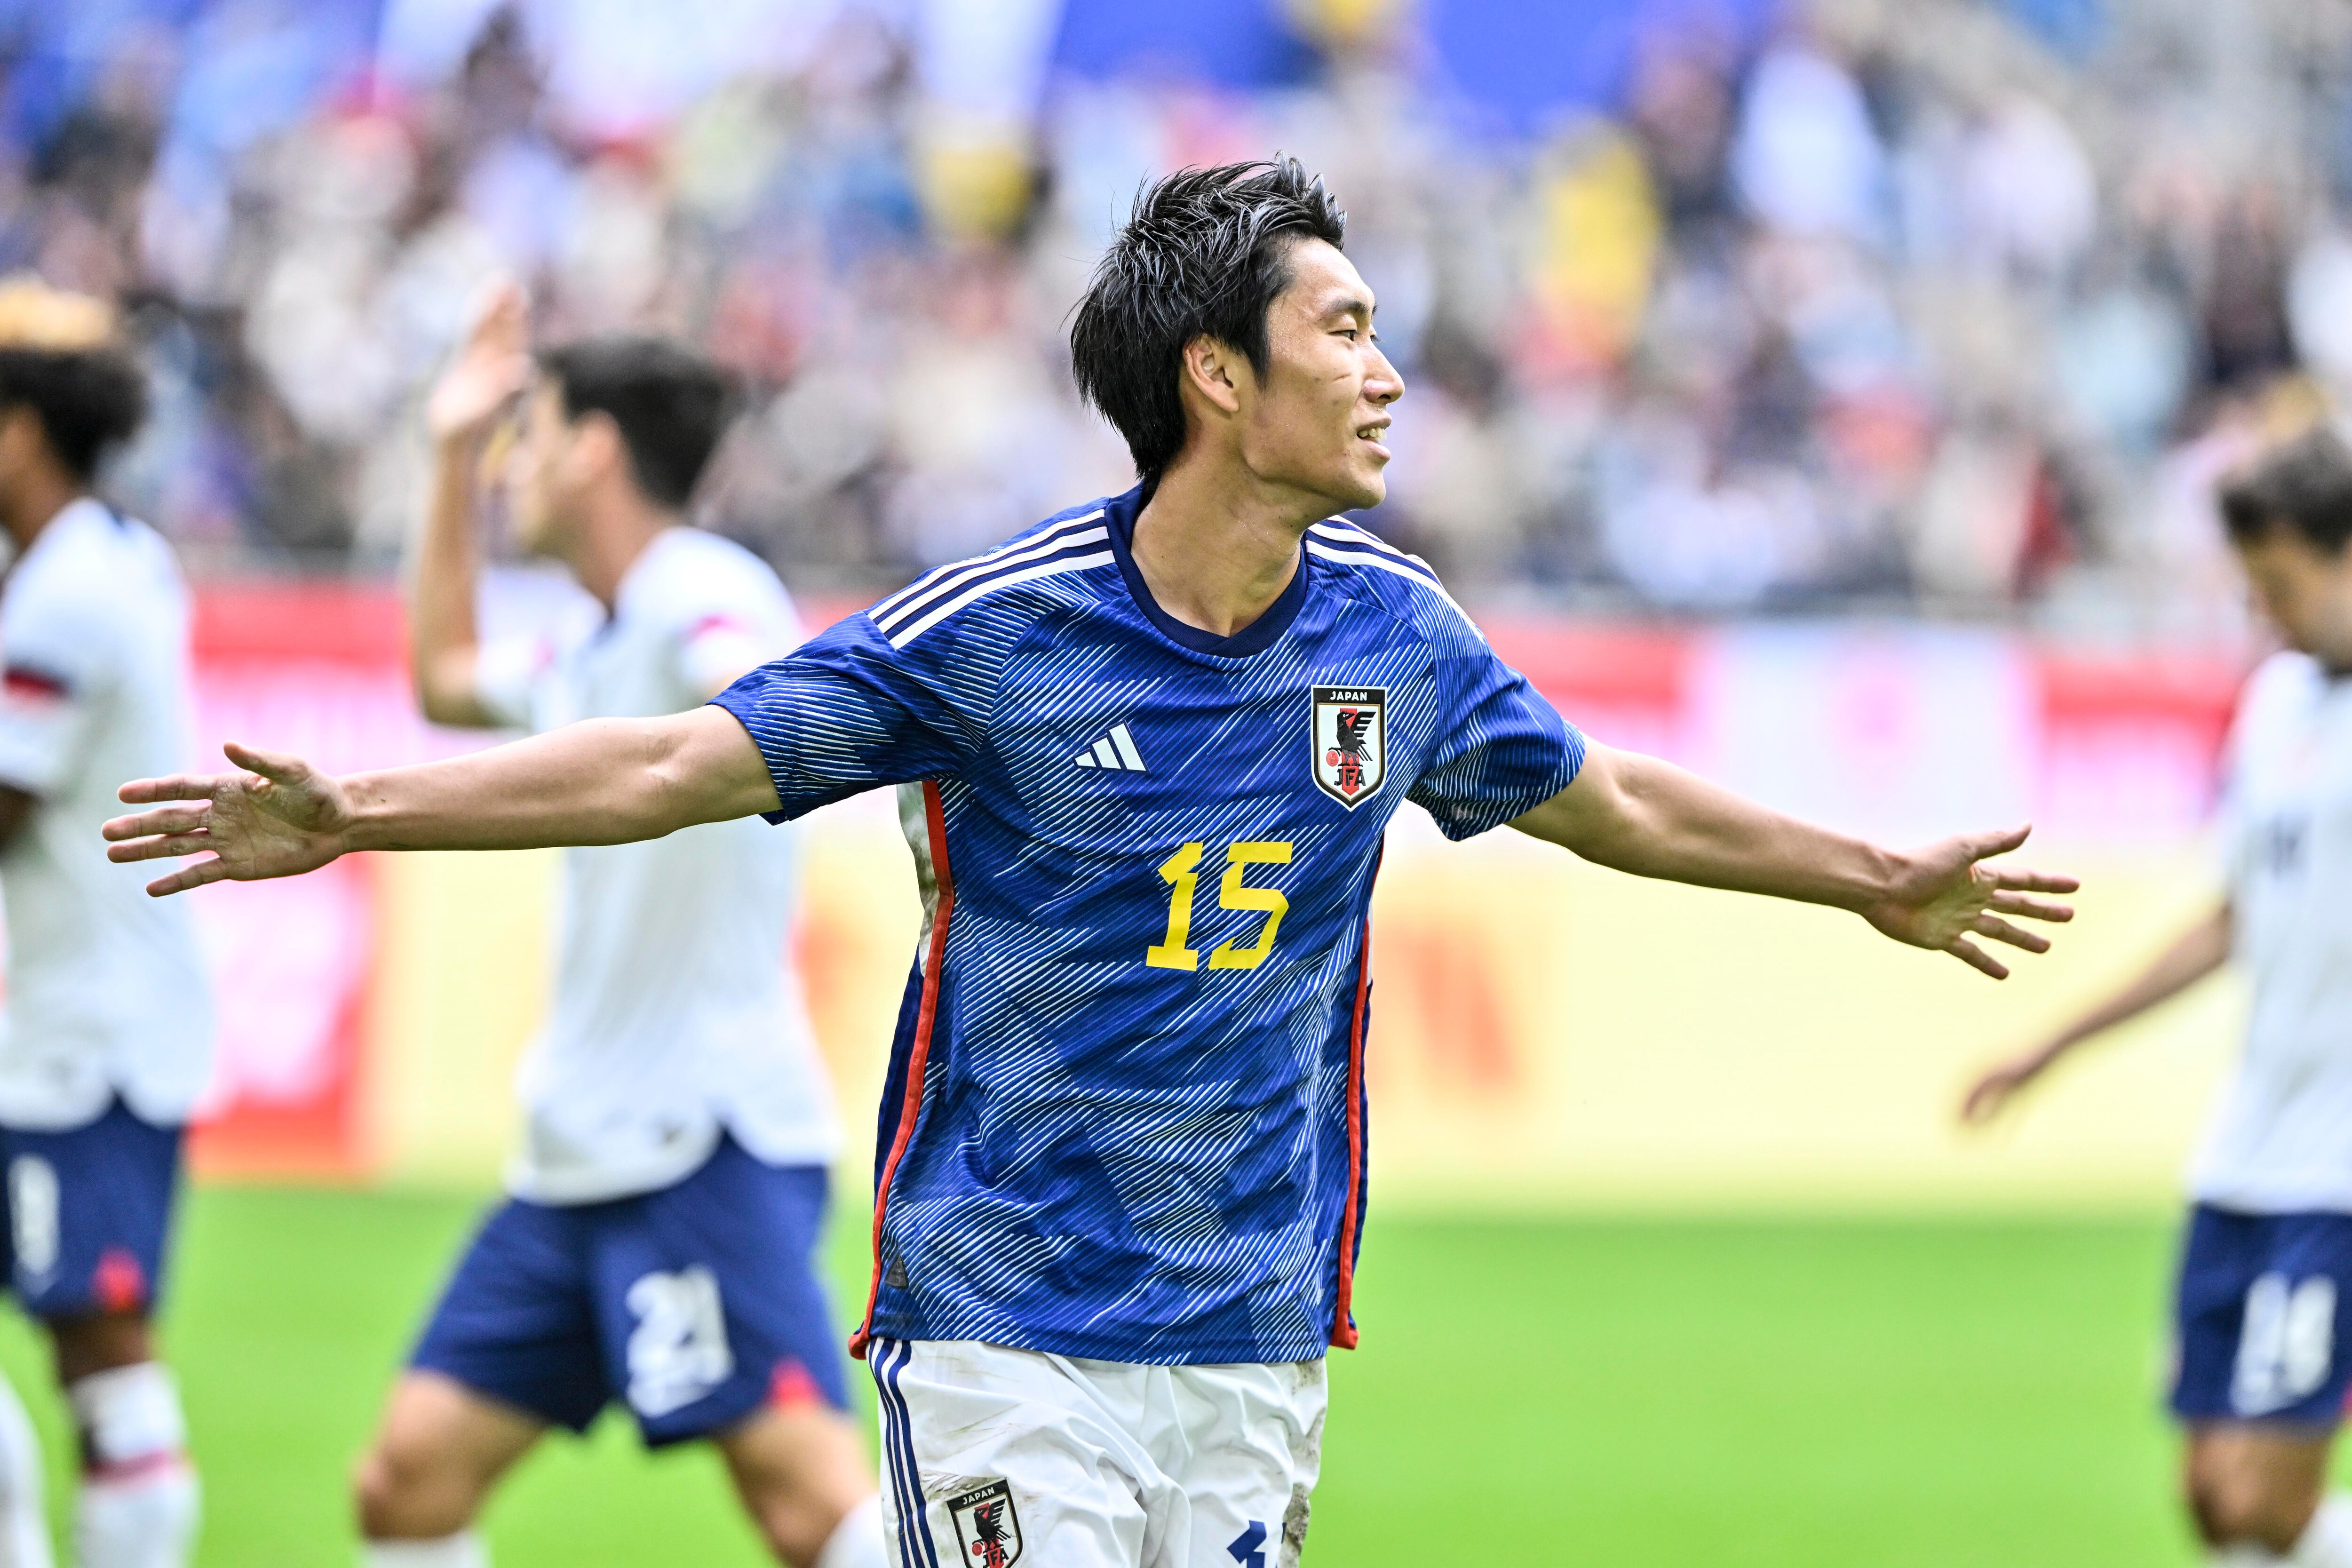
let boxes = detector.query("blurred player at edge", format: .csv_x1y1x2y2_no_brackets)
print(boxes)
347,287,882,1568
1967,428,2352,1568
0,279,208,1568
103,162,2078,1568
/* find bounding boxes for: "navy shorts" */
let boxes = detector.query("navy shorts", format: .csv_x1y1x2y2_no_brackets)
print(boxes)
2172,1204,2352,1427
0,1098,184,1320
412,1135,850,1446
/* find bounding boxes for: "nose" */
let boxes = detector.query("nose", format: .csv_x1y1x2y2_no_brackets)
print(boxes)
1366,345,1404,407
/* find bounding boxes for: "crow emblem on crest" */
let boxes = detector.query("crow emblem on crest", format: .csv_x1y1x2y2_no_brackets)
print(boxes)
1311,685,1388,808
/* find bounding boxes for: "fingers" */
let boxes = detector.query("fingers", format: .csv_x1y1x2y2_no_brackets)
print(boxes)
1989,867,2080,895
1946,936,2010,980
103,802,208,840
145,857,228,898
1973,913,2051,954
1967,823,2032,861
115,774,224,806
221,740,310,783
1987,891,2073,923
103,804,210,842
1959,1078,2007,1124
474,275,528,345
107,830,212,864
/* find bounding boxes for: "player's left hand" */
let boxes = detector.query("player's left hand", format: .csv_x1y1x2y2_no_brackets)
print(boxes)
1856,825,2077,979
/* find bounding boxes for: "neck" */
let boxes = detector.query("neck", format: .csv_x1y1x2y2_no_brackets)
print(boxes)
3,472,84,554
1129,454,1326,638
568,495,674,611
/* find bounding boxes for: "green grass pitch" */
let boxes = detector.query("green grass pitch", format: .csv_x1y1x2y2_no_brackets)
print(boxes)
0,1187,2225,1564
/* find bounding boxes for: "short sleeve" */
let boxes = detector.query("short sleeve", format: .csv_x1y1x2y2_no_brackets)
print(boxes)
470,633,553,732
711,612,982,823
0,592,104,796
1407,642,1587,841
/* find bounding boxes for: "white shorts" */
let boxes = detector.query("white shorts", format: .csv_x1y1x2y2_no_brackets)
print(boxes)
867,1337,1325,1568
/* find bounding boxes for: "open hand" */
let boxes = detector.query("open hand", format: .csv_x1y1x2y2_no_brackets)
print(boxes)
425,276,532,445
1857,825,2077,980
103,742,354,897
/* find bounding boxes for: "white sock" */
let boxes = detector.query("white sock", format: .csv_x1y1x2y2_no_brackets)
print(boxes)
814,1495,887,1568
361,1532,489,1568
2291,1495,2352,1568
70,1363,196,1568
0,1371,52,1568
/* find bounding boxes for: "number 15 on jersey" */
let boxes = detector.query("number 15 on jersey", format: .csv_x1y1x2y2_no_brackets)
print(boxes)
1147,841,1292,972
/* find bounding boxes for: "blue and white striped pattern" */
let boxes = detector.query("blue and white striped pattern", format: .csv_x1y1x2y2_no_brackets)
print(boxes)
870,510,1113,648
713,486,1585,1365
870,1337,939,1568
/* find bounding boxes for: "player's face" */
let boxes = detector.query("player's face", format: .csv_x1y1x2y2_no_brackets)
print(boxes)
503,381,580,558
2235,525,2352,662
1245,239,1404,512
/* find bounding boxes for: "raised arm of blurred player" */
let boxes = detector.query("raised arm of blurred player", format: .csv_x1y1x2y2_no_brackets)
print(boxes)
408,279,533,727
1511,740,2078,980
1958,901,2233,1124
101,708,775,896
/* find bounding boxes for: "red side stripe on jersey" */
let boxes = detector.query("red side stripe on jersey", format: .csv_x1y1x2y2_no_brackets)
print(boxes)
849,779,954,1361
1329,914,1373,1350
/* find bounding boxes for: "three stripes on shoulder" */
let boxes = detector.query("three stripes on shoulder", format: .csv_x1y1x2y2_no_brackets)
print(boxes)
1073,724,1147,772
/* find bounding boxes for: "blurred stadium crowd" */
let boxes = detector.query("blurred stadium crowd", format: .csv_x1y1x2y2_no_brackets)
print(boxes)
6,0,2348,628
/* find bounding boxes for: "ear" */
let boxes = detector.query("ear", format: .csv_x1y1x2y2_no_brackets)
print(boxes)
1179,335,1248,417
565,410,629,490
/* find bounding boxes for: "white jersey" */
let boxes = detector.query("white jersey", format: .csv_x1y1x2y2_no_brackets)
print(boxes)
475,526,840,1203
0,499,212,1130
2191,651,2352,1213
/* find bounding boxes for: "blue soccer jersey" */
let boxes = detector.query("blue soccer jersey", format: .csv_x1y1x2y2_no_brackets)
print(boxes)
714,485,1584,1365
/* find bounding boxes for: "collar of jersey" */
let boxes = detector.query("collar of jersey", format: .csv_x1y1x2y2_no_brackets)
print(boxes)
1101,484,1309,660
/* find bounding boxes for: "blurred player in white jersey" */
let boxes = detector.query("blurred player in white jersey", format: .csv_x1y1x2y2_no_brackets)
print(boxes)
0,280,209,1568
348,287,882,1568
1968,428,2352,1567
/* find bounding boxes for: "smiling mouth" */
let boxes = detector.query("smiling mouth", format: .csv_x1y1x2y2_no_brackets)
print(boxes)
1355,422,1390,442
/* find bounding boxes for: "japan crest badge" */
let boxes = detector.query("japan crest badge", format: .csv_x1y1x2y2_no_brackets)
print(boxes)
947,1479,1023,1567
1311,684,1388,808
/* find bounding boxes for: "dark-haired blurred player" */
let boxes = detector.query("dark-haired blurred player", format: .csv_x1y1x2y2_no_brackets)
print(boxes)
347,287,881,1568
1968,428,2352,1568
106,164,2075,1567
0,279,208,1568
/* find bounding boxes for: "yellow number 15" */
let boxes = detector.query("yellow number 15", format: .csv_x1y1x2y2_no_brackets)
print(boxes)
1146,841,1292,972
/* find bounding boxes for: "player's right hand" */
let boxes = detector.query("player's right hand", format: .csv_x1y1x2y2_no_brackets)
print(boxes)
102,741,354,897
1959,1050,2053,1126
425,276,532,446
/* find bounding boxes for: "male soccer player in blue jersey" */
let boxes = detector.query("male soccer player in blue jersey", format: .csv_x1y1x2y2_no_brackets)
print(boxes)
103,160,2076,1567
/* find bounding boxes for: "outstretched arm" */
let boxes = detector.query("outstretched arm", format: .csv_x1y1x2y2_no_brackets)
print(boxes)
103,705,777,896
1960,901,2231,1124
1510,742,2077,979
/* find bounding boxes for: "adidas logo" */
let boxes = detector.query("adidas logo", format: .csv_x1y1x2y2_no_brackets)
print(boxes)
1073,723,1147,772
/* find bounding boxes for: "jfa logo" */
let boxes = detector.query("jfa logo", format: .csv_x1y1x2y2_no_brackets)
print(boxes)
946,1479,1023,1567
1311,684,1387,808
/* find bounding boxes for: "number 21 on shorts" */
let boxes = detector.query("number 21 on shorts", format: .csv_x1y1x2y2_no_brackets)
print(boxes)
1147,841,1292,971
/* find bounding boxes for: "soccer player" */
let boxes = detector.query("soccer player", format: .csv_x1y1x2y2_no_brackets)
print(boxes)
1965,428,2352,1568
106,161,2075,1566
0,279,208,1568
347,287,884,1568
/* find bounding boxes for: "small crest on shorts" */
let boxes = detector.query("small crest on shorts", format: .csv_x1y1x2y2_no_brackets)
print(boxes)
1311,684,1388,808
947,1479,1023,1568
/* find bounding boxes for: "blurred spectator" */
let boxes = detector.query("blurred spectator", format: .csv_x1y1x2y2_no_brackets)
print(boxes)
0,0,2338,633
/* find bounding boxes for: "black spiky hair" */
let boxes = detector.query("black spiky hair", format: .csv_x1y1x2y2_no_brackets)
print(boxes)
1069,158,1346,493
